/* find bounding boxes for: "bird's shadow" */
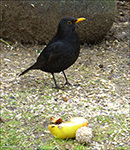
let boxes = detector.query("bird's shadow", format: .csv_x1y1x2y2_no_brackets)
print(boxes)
17,73,73,91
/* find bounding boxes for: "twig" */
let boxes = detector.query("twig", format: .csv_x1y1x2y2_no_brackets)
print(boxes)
0,38,14,50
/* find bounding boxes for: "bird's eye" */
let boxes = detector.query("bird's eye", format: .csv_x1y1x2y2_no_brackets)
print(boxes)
67,21,72,25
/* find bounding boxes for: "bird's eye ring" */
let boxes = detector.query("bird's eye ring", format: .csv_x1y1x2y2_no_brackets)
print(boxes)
67,21,72,25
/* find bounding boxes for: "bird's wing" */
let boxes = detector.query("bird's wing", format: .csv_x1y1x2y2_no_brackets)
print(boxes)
35,41,63,68
46,41,65,64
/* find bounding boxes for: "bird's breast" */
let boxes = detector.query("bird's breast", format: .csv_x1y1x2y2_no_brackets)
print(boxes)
42,43,80,73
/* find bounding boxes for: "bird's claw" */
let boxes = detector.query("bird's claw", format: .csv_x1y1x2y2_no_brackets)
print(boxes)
64,81,71,86
53,84,61,89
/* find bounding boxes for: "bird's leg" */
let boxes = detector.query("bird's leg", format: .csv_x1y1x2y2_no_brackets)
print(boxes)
51,73,60,89
62,71,71,86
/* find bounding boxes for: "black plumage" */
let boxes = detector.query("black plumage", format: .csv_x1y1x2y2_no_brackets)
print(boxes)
19,16,85,88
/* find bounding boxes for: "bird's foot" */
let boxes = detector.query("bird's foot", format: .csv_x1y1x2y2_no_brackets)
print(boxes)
64,81,71,86
53,84,61,89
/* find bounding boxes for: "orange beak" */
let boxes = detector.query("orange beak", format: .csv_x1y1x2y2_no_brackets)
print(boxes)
75,17,86,24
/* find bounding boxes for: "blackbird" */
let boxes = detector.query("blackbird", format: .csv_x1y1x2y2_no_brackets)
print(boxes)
19,16,86,88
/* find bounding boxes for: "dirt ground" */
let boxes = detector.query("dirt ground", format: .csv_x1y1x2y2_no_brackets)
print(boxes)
0,1,130,149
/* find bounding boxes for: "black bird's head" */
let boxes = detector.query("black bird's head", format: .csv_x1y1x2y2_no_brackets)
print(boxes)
57,16,86,36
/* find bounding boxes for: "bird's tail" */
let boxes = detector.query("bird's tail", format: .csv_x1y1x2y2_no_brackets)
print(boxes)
19,65,34,76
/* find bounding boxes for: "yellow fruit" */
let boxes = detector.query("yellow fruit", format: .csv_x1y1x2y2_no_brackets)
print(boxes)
49,116,62,124
48,117,88,139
